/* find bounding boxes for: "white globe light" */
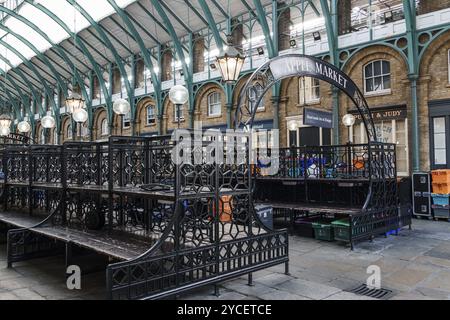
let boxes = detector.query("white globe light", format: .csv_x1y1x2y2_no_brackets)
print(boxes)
18,120,31,133
169,85,189,105
113,98,131,115
42,112,56,129
73,108,88,123
342,114,356,127
0,126,10,137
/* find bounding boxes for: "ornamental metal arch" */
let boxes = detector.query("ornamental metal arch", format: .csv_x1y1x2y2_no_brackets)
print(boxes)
235,54,377,142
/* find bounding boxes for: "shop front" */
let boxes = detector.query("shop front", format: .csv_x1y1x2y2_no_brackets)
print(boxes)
349,105,409,176
285,112,332,148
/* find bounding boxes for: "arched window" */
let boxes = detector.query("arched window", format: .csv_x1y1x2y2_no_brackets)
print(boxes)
299,77,320,105
101,119,109,136
173,104,184,121
146,105,156,125
207,92,222,116
81,124,89,137
364,60,391,94
249,85,265,112
122,113,131,128
40,129,46,145
53,130,58,145
67,124,73,140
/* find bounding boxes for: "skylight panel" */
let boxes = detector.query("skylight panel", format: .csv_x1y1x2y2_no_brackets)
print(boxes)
3,34,36,61
18,3,69,44
4,18,51,53
76,0,114,22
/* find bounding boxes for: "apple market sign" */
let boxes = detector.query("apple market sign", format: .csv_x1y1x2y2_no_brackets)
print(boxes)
235,54,377,142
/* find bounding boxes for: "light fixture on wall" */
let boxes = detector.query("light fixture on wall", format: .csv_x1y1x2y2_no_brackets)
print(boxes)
210,63,217,70
169,85,189,129
290,39,297,48
313,31,321,41
257,47,265,56
0,113,12,137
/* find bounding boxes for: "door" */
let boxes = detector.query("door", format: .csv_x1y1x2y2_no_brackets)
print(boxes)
299,127,320,146
430,115,450,170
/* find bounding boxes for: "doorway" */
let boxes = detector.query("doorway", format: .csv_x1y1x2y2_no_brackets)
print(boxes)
429,101,450,170
287,116,332,147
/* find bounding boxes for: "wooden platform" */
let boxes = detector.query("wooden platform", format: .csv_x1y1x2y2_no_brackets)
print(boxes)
257,201,362,216
0,211,158,261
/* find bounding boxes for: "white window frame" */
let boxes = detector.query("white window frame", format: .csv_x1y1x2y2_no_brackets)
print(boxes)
122,113,131,129
67,124,73,140
350,119,409,176
299,77,320,105
173,104,185,121
207,92,222,117
364,60,391,95
53,130,58,145
40,130,46,145
146,105,156,125
101,119,109,136
249,86,266,112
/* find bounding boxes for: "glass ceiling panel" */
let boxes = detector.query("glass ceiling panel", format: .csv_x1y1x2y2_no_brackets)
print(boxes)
0,0,140,71
2,34,35,60
17,3,69,45
76,0,114,22
4,17,51,53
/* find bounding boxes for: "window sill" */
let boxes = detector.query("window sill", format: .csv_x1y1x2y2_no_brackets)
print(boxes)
364,90,392,97
298,99,320,107
145,123,157,127
207,114,222,119
172,119,186,124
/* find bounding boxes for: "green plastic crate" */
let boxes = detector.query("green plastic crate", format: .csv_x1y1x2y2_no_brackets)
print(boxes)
312,221,334,241
332,219,351,242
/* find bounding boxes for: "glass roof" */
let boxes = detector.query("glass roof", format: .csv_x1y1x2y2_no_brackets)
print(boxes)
0,0,137,72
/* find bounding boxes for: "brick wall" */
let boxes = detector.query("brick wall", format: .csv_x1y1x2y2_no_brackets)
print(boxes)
338,0,352,35
193,36,205,74
161,49,173,82
278,3,292,51
418,0,450,14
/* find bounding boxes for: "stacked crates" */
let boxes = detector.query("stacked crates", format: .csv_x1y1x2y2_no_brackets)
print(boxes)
431,170,450,220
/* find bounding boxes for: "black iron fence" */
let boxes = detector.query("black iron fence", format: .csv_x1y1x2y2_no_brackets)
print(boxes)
0,132,289,300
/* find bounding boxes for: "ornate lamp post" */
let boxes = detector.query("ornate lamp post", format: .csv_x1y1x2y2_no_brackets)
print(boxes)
342,114,356,176
73,108,88,141
169,85,189,129
342,114,356,143
41,111,56,144
113,98,131,136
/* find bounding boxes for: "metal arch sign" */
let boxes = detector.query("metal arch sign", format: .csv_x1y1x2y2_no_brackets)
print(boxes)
235,54,377,142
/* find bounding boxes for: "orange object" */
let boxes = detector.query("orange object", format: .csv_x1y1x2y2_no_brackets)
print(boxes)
432,170,450,184
432,182,450,195
353,157,365,170
212,195,233,222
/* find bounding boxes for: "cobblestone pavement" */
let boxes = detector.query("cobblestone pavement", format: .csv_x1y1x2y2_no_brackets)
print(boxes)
1,218,450,300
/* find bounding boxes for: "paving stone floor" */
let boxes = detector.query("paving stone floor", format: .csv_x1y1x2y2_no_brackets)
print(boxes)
1,218,450,300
